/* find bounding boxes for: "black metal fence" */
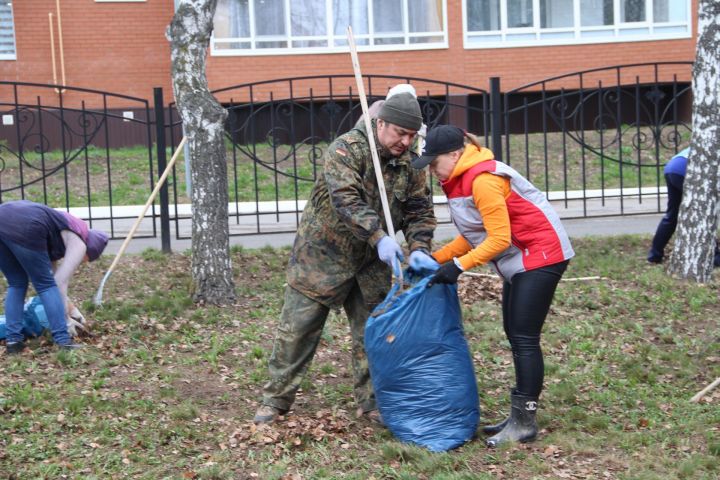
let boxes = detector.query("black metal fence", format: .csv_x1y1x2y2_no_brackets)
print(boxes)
166,75,491,239
502,62,692,219
0,81,165,244
0,62,694,249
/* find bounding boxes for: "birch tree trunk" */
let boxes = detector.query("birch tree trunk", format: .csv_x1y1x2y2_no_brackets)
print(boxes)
667,0,720,283
166,0,236,304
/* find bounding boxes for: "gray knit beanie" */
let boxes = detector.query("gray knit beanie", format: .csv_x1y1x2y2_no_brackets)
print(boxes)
378,92,422,131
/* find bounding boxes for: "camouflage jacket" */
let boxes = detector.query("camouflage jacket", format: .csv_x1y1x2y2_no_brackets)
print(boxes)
286,120,436,307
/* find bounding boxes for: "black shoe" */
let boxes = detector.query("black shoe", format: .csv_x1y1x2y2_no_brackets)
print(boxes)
482,416,510,435
6,341,26,355
58,343,84,351
486,392,539,447
647,256,663,264
482,388,514,435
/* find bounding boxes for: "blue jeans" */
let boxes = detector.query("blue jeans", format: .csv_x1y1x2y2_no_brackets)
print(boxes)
649,174,720,266
648,173,684,262
0,237,71,345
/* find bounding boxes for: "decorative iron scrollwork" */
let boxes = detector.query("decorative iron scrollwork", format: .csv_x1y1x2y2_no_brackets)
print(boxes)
0,105,106,194
541,84,691,168
320,100,342,118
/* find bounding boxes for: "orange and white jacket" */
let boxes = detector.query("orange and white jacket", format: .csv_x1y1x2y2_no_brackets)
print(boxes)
432,144,574,281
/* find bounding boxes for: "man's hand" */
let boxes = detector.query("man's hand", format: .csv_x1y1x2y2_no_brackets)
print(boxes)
427,260,463,287
377,236,405,277
409,250,439,273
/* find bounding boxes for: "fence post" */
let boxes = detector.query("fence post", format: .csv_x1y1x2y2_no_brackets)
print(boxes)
153,87,171,253
490,77,503,163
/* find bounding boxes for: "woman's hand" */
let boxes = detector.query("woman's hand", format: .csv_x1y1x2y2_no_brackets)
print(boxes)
65,301,87,337
427,259,464,287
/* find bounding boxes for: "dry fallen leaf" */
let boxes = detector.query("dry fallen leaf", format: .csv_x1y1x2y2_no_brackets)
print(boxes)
543,445,561,458
458,274,503,305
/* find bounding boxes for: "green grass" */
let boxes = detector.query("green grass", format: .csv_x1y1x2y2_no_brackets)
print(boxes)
1,235,718,478
1,127,690,208
0,142,320,207
504,126,691,192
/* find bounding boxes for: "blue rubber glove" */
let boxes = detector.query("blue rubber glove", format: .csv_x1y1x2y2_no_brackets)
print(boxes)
377,236,405,274
409,250,439,273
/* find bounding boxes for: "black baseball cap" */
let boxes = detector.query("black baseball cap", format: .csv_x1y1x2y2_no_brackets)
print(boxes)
412,125,465,169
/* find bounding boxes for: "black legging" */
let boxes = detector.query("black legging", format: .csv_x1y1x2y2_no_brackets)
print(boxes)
501,260,569,398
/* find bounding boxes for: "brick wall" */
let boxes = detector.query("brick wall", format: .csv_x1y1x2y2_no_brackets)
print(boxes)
0,0,698,108
1,0,175,106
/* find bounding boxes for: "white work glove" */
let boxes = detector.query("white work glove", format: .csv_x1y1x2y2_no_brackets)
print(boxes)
66,303,87,337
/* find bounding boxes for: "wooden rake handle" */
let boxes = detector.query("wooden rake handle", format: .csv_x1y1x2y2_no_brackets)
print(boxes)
690,376,720,403
104,137,187,275
347,26,403,283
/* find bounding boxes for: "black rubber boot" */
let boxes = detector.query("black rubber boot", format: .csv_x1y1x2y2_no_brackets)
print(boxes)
486,392,538,447
482,416,509,435
482,387,514,434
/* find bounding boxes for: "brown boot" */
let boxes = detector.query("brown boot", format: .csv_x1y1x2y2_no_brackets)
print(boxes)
357,407,384,426
253,405,286,424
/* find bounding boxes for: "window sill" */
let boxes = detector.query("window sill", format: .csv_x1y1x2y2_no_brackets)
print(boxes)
463,31,692,50
210,42,449,57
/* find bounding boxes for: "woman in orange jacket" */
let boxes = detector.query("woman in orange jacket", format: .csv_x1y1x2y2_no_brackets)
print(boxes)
412,125,574,447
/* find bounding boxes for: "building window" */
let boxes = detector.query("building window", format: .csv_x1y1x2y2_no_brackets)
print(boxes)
0,1,16,60
212,0,447,55
464,0,691,48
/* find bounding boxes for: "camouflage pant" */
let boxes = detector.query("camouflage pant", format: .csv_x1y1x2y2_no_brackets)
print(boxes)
262,283,378,412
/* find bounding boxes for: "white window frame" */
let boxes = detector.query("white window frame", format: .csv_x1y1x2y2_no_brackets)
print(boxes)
0,0,16,60
211,0,448,56
462,0,692,49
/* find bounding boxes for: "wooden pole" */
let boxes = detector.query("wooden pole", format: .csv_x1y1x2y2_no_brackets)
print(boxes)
55,0,66,89
347,26,402,280
48,13,59,90
93,138,187,304
461,272,605,283
690,376,720,403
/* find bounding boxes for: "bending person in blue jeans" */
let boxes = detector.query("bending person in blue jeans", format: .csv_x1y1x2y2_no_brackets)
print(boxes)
0,200,109,354
648,148,720,266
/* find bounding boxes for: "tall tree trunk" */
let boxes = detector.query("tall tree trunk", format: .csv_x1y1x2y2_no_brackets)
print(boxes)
667,0,720,283
166,0,236,304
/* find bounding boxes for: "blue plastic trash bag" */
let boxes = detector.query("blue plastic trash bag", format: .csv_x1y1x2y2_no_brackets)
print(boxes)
0,297,49,340
365,270,480,452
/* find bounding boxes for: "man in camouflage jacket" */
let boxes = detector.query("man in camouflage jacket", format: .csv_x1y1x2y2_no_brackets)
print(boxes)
254,93,437,424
